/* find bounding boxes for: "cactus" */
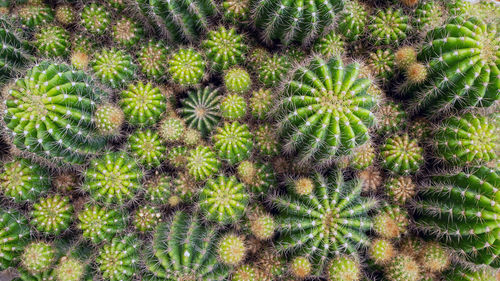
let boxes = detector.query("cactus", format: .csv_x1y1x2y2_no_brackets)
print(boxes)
202,26,247,71
369,238,395,265
172,172,198,202
145,174,177,206
159,116,185,142
255,124,279,157
237,160,276,196
444,266,498,281
20,242,55,275
80,3,110,35
376,101,407,133
385,254,421,281
249,88,273,120
0,158,50,202
181,86,221,136
127,129,166,168
433,113,498,167
199,175,249,224
385,176,416,204
358,166,382,193
248,47,269,71
77,204,127,244
31,194,73,235
112,17,142,47
350,143,375,170
276,56,376,167
144,211,230,280
271,171,377,275
418,242,449,273
413,166,500,266
380,134,423,175
337,0,367,42
247,206,275,240
96,235,139,281
0,17,32,82
222,0,249,22
249,0,344,46
83,151,142,205
213,121,253,165
91,48,136,89
70,51,90,70
119,81,166,127
220,93,247,121
232,264,257,281
218,233,247,266
404,62,428,85
313,31,344,59
327,256,361,281
167,48,205,87
53,256,89,281
3,61,108,165
137,40,169,80
166,145,188,168
366,49,395,84
224,67,251,94
186,145,220,181
134,205,161,232
257,53,290,87
373,203,408,239
34,25,70,57
54,4,74,25
405,17,499,117
15,4,54,28
290,256,312,279
94,104,124,136
0,209,29,269
183,128,202,146
414,1,445,32
368,8,409,46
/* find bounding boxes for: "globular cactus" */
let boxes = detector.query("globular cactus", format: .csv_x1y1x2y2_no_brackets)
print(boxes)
237,160,276,197
144,211,230,280
385,254,421,281
366,49,395,84
167,48,206,87
181,86,221,136
213,121,253,165
220,93,247,120
224,67,252,94
202,26,247,71
0,158,50,202
0,209,29,269
166,145,188,169
186,145,220,181
249,88,273,120
127,129,166,168
271,171,377,275
112,17,143,47
20,241,55,275
172,172,199,203
418,242,449,273
380,134,423,175
376,101,407,133
368,8,409,46
249,0,344,46
327,256,361,281
337,0,367,42
413,166,500,266
373,203,408,239
433,113,498,167
257,53,290,87
53,255,90,281
313,31,344,59
80,3,110,35
248,47,270,71
144,174,188,207
0,17,33,82
120,82,166,127
385,176,416,204
276,56,376,167
30,194,73,235
404,17,499,117
83,151,142,205
158,116,185,143
199,175,249,224
94,104,124,136
255,124,279,157
137,40,169,80
96,235,139,281
77,204,126,244
232,264,258,281
246,205,275,240
2,61,108,165
134,205,161,232
15,4,54,28
222,0,249,22
414,1,445,32
218,233,247,266
91,48,136,89
34,25,70,57
444,266,498,281
54,4,74,25
358,166,383,193
369,238,395,265
350,143,376,170
290,256,312,279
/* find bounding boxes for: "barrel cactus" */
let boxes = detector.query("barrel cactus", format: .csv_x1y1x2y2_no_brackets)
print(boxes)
15,4,54,28
202,26,247,71
0,158,50,202
96,235,139,281
367,8,409,46
0,17,32,82
224,67,252,94
181,86,221,136
112,17,143,47
30,194,73,235
0,209,29,269
167,48,206,87
119,82,167,127
220,94,247,120
77,204,127,244
94,104,125,136
34,25,70,57
91,48,136,89
327,256,361,281
380,134,423,175
127,129,166,168
80,3,110,35
257,53,290,87
20,241,55,275
213,121,253,165
137,40,169,80
186,145,220,181
337,0,367,42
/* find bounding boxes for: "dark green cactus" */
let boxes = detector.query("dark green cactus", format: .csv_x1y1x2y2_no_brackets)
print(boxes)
181,86,221,136
414,1,445,32
0,17,33,82
257,53,290,87
312,31,344,59
337,0,367,42
367,8,409,46
366,49,395,84
0,209,29,270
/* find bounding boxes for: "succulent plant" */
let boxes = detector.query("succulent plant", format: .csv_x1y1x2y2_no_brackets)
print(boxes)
413,166,500,266
213,121,253,165
337,0,367,42
144,174,177,206
77,204,127,244
257,53,290,87
91,48,136,89
385,254,421,281
232,264,257,281
144,211,230,280
0,17,33,82
249,0,344,46
137,40,169,80
30,194,73,235
203,26,247,71
237,160,276,197
385,176,416,204
96,235,139,281
0,209,29,269
166,145,188,169
358,166,383,193
183,128,202,146
3,61,108,165
0,158,50,202
217,233,246,266
327,256,361,281
414,1,445,32
15,4,54,28
350,143,376,170
271,171,377,275
366,49,395,84
186,145,220,181
53,255,90,281
112,17,143,47
94,104,124,136
127,129,166,168
255,124,280,157
376,101,407,133
380,134,423,175
20,241,55,275
54,4,74,25
83,151,142,205
394,46,417,71
158,116,185,142
373,203,408,239
276,56,376,167
167,48,205,87
222,0,249,22
224,67,252,94
444,266,498,281
248,47,270,71
313,31,344,59
433,113,498,167
134,205,161,232
181,86,221,136
80,3,110,35
418,242,449,273
248,88,272,120
34,25,70,57
120,82,166,127
199,175,249,224
247,206,275,240
290,256,312,279
368,8,409,46
369,238,395,265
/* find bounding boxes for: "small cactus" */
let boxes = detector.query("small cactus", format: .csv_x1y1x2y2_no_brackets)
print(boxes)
337,0,367,42
418,242,449,273
394,46,417,70
94,104,125,136
218,233,247,266
31,194,73,235
369,238,395,265
366,49,395,84
112,17,143,47
54,4,74,25
257,53,290,87
53,256,88,281
222,0,249,22
91,48,136,89
358,166,383,193
368,8,409,46
213,121,253,165
376,101,407,133
380,134,423,175
255,124,280,157
373,203,408,239
220,93,247,120
166,145,188,169
181,86,222,136
414,1,445,32
20,241,55,275
144,174,177,206
290,256,312,279
385,254,421,281
202,26,247,71
133,205,161,232
158,117,185,143
96,235,139,281
0,158,50,202
15,4,54,28
80,3,110,35
249,88,273,120
120,82,166,127
247,206,275,240
137,40,169,80
34,25,70,57
167,48,206,87
127,129,166,168
237,160,276,197
313,31,344,59
77,204,126,244
0,209,29,269
385,176,416,204
224,67,252,94
232,264,258,281
186,145,220,181
350,143,376,170
327,256,361,281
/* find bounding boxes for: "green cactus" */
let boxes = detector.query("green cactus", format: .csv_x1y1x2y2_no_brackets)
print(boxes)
232,265,257,281
3,61,108,165
144,210,230,280
271,171,377,275
186,145,220,181
327,256,361,281
172,172,198,203
183,128,202,146
20,241,55,275
53,256,89,281
30,194,73,235
213,121,253,165
222,0,249,22
218,233,246,266
159,117,185,142
373,203,408,239
134,205,161,232
418,242,449,273
224,67,252,94
385,176,416,204
145,174,177,206
80,3,110,35
394,46,417,71
94,104,124,136
70,51,90,70
202,26,247,71
0,158,50,202
137,40,169,80
112,17,143,47
83,151,142,205
34,25,70,57
127,129,166,168
248,47,270,71
313,31,344,59
433,113,498,167
199,175,249,224
246,206,275,240
0,209,29,269
91,48,136,89
54,4,74,25
368,8,409,46
15,4,54,28
255,124,279,157
249,0,344,46
167,48,206,87
290,256,312,279
249,88,273,120
337,0,367,42
414,166,500,266
77,204,126,244
444,266,497,281
166,145,188,168
181,86,221,136
237,160,276,197
119,81,166,127
385,254,421,281
257,53,290,87
350,143,375,170
96,235,139,281
380,134,423,175
405,17,499,117
376,101,407,133
276,56,376,167
366,49,395,84
414,1,445,32
368,238,395,265
220,93,247,121
0,17,32,82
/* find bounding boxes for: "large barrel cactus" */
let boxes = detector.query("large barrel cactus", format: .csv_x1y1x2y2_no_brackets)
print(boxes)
0,16,32,82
